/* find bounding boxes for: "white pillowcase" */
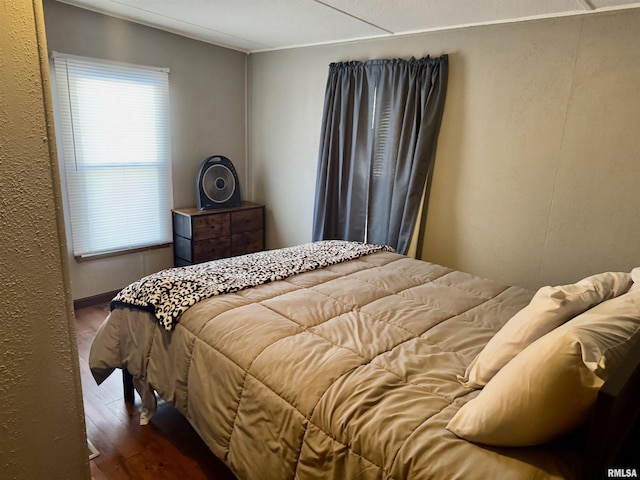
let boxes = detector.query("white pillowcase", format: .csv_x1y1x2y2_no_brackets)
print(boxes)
458,271,633,389
446,287,640,447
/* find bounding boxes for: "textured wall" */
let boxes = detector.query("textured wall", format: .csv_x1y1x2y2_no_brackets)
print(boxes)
0,1,89,478
249,9,640,289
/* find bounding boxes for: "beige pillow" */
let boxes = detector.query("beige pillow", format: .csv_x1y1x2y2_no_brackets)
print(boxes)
631,267,640,291
446,288,640,447
458,271,632,388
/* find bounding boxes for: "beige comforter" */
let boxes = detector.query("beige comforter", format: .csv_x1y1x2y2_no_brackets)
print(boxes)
90,251,582,479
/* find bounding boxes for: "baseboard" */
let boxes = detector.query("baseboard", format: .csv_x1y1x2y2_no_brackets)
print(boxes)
73,289,121,310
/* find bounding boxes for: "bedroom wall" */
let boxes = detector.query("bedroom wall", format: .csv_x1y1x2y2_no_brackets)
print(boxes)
248,8,640,289
0,1,89,478
42,0,247,300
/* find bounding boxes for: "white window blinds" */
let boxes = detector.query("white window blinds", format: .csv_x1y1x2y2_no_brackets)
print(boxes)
52,53,172,258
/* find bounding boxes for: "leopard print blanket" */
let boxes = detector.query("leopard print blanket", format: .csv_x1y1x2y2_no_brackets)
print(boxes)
110,240,394,330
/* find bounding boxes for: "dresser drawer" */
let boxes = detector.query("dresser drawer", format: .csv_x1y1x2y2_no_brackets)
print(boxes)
174,235,231,263
231,208,263,233
231,230,264,256
193,237,231,263
192,213,230,240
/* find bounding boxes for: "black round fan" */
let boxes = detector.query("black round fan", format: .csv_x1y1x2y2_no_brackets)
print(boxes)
196,155,241,210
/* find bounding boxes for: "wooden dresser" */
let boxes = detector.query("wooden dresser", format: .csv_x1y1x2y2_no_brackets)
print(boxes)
172,202,265,267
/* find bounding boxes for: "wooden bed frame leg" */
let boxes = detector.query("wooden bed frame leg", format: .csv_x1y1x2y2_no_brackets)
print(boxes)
122,368,135,404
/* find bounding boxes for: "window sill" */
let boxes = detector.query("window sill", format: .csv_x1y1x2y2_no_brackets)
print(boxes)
74,242,172,262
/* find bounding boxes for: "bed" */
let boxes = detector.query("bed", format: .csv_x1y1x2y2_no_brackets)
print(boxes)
89,241,640,480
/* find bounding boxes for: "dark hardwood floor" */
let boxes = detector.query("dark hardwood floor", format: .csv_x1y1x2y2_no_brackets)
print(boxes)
75,303,237,480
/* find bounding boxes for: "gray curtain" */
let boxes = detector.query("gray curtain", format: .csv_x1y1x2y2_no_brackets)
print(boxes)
312,55,448,254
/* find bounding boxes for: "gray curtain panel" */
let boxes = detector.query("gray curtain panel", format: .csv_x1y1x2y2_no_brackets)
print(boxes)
312,55,448,254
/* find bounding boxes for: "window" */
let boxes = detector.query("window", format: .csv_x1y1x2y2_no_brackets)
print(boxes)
51,53,172,258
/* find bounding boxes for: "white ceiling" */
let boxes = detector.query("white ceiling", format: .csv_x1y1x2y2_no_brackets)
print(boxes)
56,0,640,53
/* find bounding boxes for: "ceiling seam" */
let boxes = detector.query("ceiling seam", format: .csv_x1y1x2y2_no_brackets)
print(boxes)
311,0,394,34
